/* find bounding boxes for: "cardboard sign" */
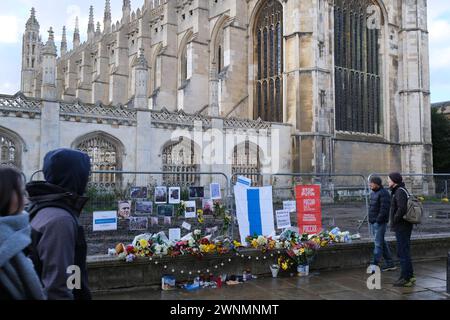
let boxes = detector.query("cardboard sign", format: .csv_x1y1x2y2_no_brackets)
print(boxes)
295,185,322,234
276,209,292,230
93,211,117,232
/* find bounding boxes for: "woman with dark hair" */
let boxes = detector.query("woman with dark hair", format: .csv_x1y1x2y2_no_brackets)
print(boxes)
0,166,46,300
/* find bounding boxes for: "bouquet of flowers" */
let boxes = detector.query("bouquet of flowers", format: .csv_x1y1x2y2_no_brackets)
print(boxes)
277,256,294,271
286,240,320,266
245,235,280,253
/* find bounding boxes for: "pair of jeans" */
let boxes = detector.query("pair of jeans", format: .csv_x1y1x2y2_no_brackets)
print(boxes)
370,223,394,267
395,224,414,280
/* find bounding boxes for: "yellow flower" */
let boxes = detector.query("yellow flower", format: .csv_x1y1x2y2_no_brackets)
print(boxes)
300,248,305,254
281,262,289,270
233,241,242,248
139,239,149,248
251,239,258,248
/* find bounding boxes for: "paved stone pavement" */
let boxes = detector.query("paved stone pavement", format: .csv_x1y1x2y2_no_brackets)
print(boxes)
94,259,449,300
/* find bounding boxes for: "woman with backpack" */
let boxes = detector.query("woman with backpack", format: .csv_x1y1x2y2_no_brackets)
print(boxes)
0,166,46,300
388,172,416,288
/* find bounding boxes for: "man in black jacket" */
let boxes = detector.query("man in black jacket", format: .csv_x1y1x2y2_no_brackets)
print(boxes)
388,172,415,287
369,176,396,272
26,149,92,300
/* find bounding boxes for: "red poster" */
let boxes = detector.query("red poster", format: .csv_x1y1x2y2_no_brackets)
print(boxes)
295,185,322,234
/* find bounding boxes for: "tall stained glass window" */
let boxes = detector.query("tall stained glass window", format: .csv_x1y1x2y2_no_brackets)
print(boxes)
255,0,283,122
334,0,382,134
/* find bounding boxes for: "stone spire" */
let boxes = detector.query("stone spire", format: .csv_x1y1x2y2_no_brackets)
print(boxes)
133,48,148,68
104,0,112,33
88,5,95,41
42,27,57,54
26,7,40,31
133,48,149,109
122,0,131,23
73,17,80,48
96,22,101,36
41,28,57,100
21,7,41,97
61,26,67,56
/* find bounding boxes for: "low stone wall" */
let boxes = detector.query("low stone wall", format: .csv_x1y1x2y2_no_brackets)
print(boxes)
87,235,450,293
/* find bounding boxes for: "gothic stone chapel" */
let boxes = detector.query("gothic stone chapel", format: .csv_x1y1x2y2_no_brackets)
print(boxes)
0,0,432,186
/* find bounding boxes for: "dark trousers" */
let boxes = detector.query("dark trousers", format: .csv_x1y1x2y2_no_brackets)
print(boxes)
370,223,394,267
395,224,414,280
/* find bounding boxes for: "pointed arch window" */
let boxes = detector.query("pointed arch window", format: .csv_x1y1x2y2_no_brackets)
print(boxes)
75,134,122,188
232,141,262,186
334,0,382,134
0,134,19,168
254,0,283,122
162,137,200,186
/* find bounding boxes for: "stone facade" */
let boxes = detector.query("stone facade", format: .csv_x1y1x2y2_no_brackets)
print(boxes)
1,0,434,182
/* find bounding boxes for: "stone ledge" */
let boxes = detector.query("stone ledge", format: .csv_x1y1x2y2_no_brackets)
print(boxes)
87,235,450,293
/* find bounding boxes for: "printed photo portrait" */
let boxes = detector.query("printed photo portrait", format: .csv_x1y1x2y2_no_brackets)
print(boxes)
189,186,205,199
158,204,174,217
155,187,168,204
164,216,172,225
168,187,181,204
129,217,149,231
202,199,214,215
118,201,132,220
184,201,196,219
135,201,153,215
150,217,159,226
130,187,148,199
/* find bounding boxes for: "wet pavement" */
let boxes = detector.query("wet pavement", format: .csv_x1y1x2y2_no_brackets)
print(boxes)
93,259,449,300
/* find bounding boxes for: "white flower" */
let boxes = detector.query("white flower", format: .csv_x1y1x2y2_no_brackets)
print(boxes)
194,230,201,236
256,236,268,246
188,239,195,247
154,244,162,254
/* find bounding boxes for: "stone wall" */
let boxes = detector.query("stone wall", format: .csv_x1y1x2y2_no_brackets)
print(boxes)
87,235,450,292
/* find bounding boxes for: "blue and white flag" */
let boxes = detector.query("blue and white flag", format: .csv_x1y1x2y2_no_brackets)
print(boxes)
234,185,275,244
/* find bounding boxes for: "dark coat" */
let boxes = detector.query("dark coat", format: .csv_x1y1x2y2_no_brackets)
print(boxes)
369,186,391,224
25,149,92,300
389,183,412,231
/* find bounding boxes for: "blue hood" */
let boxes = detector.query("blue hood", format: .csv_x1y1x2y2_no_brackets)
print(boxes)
43,148,91,196
0,213,31,268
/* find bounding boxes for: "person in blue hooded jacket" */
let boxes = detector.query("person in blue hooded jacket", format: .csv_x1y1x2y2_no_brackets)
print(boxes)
0,166,46,300
26,148,92,300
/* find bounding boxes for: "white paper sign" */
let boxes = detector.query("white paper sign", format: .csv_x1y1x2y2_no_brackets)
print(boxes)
276,210,292,230
184,201,196,218
236,176,252,187
283,201,297,213
182,221,192,231
169,228,181,242
93,211,118,232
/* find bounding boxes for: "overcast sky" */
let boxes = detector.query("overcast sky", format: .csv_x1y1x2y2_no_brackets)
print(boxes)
0,0,449,103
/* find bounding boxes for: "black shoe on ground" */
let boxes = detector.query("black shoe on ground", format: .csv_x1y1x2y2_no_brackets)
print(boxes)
393,278,414,287
381,265,398,272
